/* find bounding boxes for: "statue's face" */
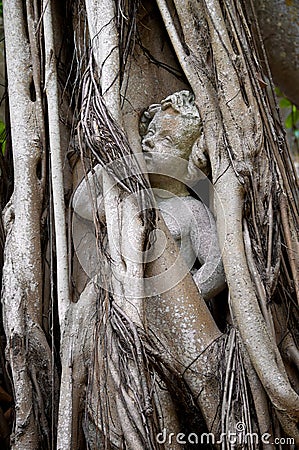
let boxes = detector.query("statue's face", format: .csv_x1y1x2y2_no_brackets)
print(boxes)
141,106,201,164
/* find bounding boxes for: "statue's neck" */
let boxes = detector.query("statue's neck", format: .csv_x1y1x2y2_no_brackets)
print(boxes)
149,174,189,197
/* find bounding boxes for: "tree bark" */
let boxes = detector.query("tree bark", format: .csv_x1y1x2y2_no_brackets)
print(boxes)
1,0,298,449
2,1,54,449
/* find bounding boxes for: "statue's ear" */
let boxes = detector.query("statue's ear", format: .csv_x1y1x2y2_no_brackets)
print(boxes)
139,104,161,137
139,110,150,137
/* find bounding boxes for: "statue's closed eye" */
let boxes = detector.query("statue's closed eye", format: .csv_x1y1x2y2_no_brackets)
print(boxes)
162,136,173,144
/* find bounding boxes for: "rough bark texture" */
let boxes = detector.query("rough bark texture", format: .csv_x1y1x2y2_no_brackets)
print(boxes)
0,0,298,449
2,1,54,449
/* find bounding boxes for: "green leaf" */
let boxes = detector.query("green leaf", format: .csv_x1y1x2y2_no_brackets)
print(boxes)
285,109,299,128
279,98,292,108
275,87,283,97
0,120,6,155
0,121,5,135
285,114,292,129
292,108,299,124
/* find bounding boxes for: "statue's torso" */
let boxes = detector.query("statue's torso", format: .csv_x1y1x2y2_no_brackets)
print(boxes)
155,195,202,268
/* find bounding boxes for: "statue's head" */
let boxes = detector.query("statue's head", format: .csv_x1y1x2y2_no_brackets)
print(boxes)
139,91,202,162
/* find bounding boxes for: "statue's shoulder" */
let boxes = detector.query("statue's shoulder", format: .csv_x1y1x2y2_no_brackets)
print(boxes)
72,164,103,220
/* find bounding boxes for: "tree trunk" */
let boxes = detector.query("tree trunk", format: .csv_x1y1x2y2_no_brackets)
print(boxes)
2,1,54,448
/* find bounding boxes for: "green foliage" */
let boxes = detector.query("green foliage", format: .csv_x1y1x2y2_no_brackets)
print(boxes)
0,1,2,17
0,120,6,155
279,97,291,108
276,87,299,149
285,106,299,130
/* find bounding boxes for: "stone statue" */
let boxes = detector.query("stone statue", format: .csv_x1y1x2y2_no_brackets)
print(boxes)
72,90,226,300
140,90,226,299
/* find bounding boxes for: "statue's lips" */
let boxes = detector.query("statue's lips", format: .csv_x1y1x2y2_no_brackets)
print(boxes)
142,148,153,160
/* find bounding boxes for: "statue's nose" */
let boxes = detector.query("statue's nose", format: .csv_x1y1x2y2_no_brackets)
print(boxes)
142,136,155,149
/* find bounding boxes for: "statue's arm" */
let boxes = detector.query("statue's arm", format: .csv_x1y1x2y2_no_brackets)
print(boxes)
189,201,226,300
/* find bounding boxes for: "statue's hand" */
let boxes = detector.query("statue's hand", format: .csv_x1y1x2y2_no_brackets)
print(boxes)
189,200,226,300
193,259,226,301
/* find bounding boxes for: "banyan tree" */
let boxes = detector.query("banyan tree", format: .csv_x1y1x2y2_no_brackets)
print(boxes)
0,0,298,449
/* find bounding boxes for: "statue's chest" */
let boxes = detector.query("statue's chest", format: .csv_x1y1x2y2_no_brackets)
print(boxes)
156,197,197,267
156,197,192,241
